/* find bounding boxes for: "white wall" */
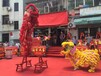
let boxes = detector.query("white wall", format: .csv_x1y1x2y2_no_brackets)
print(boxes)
9,0,24,40
0,0,24,42
0,0,3,32
0,0,3,41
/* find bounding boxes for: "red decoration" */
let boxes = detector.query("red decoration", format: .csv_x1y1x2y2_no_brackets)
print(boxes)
19,3,39,56
10,32,13,36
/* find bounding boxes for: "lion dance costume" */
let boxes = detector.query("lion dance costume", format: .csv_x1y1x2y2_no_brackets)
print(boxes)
61,42,100,72
19,3,39,56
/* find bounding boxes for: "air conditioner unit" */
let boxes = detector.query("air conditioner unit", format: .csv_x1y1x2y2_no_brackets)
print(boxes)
8,21,13,25
6,7,12,11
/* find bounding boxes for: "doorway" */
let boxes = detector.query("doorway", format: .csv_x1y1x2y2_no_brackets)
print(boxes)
51,28,66,46
78,28,88,39
90,28,98,38
2,33,9,43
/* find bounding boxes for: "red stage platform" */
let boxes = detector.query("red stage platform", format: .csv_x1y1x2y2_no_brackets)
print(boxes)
0,56,101,76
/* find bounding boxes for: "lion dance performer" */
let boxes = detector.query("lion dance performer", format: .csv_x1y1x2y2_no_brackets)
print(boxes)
19,3,39,56
61,41,100,72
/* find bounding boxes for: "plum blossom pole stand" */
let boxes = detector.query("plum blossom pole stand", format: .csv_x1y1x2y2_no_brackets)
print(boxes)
34,51,48,72
16,3,39,72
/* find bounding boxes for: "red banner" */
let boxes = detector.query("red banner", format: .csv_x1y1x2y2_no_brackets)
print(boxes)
38,11,69,27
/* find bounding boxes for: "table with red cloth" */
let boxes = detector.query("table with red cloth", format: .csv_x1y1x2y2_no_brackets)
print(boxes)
0,46,5,58
5,46,18,55
20,45,46,56
32,46,46,56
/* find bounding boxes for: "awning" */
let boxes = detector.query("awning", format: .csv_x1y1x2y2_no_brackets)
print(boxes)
38,11,68,27
74,16,101,25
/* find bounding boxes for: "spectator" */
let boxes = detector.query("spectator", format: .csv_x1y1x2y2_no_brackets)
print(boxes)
86,34,92,48
60,31,65,44
96,31,101,39
52,34,57,46
15,42,20,56
72,36,78,46
67,31,72,39
80,32,85,41
3,42,9,47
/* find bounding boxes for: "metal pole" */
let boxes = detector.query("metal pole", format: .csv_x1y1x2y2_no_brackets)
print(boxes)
48,28,51,36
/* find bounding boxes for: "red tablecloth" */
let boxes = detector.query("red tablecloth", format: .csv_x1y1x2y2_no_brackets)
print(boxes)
5,46,18,55
32,46,46,56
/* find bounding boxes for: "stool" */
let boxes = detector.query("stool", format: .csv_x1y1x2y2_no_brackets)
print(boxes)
16,63,23,71
42,60,48,68
34,63,43,72
27,60,32,67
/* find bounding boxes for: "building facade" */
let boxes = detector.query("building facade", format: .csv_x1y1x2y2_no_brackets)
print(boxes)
73,0,101,39
68,0,101,39
26,0,68,14
0,0,68,43
75,6,101,39
31,0,101,39
0,0,101,44
0,0,34,43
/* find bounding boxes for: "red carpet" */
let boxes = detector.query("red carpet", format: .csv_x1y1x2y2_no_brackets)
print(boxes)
0,56,101,76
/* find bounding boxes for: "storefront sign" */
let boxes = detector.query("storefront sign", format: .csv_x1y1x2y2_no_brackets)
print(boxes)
80,6,101,16
68,18,76,28
74,16,101,25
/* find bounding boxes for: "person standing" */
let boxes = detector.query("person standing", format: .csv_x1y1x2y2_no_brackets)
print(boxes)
72,36,78,46
67,31,72,39
80,32,85,41
15,43,20,56
86,33,92,48
60,31,65,44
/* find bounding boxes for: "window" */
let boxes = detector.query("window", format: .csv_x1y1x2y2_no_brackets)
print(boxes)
59,5,64,11
39,8,44,14
94,0,101,6
14,3,19,11
50,6,58,12
85,0,93,7
76,0,83,7
31,2,44,14
49,1,58,12
14,21,19,30
2,15,9,24
2,0,9,7
44,6,49,13
68,0,75,10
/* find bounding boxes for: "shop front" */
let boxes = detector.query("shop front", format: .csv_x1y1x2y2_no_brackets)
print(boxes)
74,6,101,39
74,16,101,39
34,11,69,46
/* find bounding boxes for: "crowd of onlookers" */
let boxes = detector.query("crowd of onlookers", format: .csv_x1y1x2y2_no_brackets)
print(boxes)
69,32,101,53
35,31,101,47
1,31,101,56
35,31,101,52
3,42,20,48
